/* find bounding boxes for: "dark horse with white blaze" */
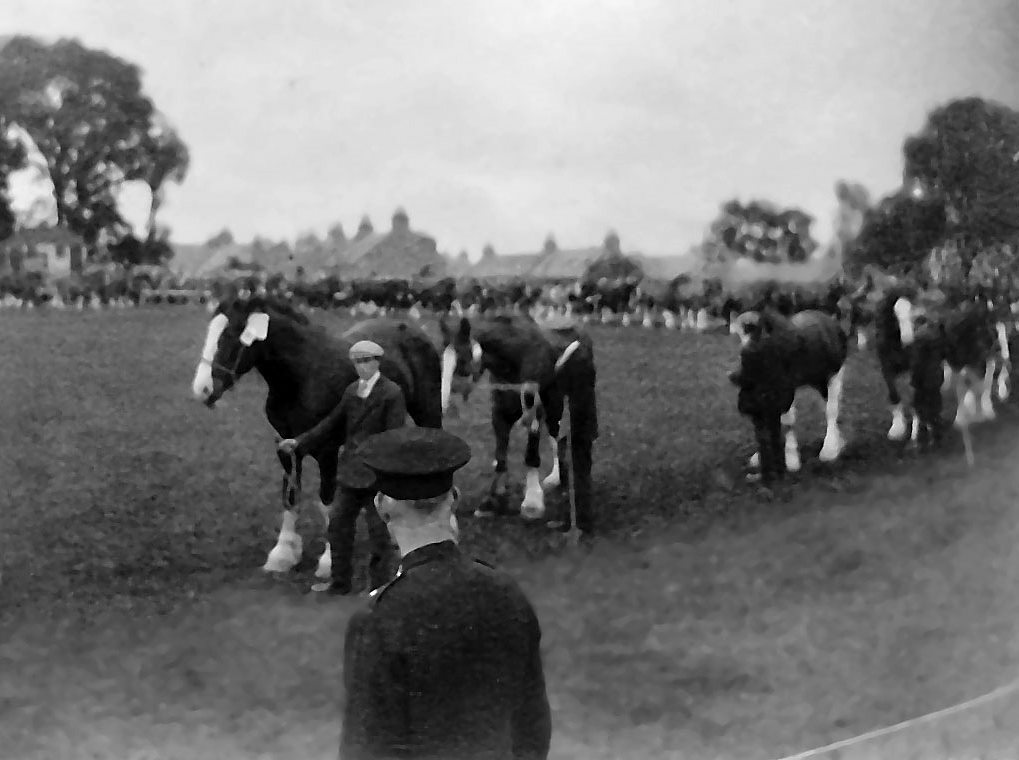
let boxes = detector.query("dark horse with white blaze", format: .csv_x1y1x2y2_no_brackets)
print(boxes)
191,296,442,576
439,314,598,529
729,309,849,482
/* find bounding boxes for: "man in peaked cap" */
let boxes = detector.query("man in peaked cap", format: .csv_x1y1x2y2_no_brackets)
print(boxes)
278,339,406,595
339,427,552,760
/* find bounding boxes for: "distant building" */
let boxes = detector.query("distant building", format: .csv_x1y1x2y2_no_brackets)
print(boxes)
0,224,87,276
340,208,447,280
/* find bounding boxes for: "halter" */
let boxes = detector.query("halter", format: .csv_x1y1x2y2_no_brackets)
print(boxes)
199,343,248,389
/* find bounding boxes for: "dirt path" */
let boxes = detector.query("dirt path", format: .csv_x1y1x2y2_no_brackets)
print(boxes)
3,422,1019,760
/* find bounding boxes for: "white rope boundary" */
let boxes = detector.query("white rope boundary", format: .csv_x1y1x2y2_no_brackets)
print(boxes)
771,675,1019,760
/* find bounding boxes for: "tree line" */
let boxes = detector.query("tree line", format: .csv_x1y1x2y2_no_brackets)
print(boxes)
2,36,1017,278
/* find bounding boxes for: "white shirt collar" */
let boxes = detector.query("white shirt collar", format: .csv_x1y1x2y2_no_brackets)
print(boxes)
357,370,382,398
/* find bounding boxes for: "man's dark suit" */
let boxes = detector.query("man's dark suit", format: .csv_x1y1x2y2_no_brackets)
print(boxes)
296,373,407,589
340,540,552,760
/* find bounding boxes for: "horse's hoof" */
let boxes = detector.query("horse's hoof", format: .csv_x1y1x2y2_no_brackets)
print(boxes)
520,499,546,521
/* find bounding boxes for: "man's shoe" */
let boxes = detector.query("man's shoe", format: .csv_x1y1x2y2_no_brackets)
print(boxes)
312,580,353,596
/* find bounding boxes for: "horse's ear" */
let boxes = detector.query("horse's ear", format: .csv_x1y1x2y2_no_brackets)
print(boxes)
240,311,270,346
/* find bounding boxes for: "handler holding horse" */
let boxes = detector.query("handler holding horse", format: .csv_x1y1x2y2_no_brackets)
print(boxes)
278,339,406,596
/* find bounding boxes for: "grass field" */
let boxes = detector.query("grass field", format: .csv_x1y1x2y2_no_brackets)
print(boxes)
1,306,1018,759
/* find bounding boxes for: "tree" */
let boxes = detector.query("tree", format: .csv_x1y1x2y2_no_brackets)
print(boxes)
903,97,1019,254
107,227,174,266
0,36,189,252
702,198,818,265
844,189,947,274
0,123,28,241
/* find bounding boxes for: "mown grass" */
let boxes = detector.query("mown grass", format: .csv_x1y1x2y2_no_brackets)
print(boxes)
1,307,1017,759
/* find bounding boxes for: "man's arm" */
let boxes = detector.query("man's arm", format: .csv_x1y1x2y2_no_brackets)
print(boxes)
340,611,410,760
511,605,552,760
382,381,408,431
296,386,352,455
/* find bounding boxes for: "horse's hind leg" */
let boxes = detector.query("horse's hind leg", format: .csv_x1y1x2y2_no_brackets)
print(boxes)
477,396,518,518
780,404,801,472
818,367,846,462
263,453,304,573
978,356,997,421
883,365,908,441
313,453,338,580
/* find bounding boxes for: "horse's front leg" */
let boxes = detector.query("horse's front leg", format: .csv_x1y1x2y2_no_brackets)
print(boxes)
263,450,304,573
313,451,339,580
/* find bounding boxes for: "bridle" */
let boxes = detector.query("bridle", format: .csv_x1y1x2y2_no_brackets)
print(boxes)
200,342,248,392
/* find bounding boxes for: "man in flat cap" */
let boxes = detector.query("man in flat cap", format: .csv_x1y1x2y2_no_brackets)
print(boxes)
339,427,552,760
278,339,406,595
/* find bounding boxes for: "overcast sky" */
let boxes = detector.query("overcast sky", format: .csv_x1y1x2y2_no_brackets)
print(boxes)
5,0,1019,257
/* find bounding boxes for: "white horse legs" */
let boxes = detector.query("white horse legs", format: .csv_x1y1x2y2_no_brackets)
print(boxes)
542,434,561,489
888,403,908,441
818,368,846,462
520,468,545,520
316,501,332,580
263,509,303,573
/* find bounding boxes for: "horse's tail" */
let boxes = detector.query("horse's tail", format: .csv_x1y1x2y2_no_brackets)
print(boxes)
393,325,444,429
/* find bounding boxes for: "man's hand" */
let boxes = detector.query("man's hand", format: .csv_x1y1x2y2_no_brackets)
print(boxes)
278,438,299,455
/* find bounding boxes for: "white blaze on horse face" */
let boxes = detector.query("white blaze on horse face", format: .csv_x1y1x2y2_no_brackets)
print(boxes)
893,297,915,346
910,414,921,442
471,340,482,364
520,468,545,520
818,367,845,462
192,313,229,400
998,363,1010,401
440,345,457,413
542,436,561,489
857,330,868,349
888,403,907,441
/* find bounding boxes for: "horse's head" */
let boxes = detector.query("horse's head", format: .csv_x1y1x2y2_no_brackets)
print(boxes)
439,315,483,412
191,296,280,407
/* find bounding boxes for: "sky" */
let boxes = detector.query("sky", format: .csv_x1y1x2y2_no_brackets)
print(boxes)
4,0,1019,258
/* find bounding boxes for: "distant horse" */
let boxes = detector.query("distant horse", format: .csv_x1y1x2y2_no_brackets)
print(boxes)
883,286,1007,450
729,309,848,482
191,296,442,576
439,314,598,530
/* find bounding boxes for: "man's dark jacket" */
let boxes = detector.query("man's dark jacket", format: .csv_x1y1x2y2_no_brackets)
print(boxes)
297,374,407,463
340,541,552,760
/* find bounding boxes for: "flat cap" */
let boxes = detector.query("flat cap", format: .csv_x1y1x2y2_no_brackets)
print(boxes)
357,427,472,500
349,339,385,359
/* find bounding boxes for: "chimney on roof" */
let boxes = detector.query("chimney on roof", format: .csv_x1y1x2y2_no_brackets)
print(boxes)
355,215,374,241
481,244,496,260
542,234,558,255
392,207,409,235
604,230,621,256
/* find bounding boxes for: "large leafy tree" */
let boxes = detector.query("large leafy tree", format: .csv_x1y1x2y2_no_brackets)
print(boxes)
903,97,1019,254
844,189,947,274
703,198,818,265
0,36,189,253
